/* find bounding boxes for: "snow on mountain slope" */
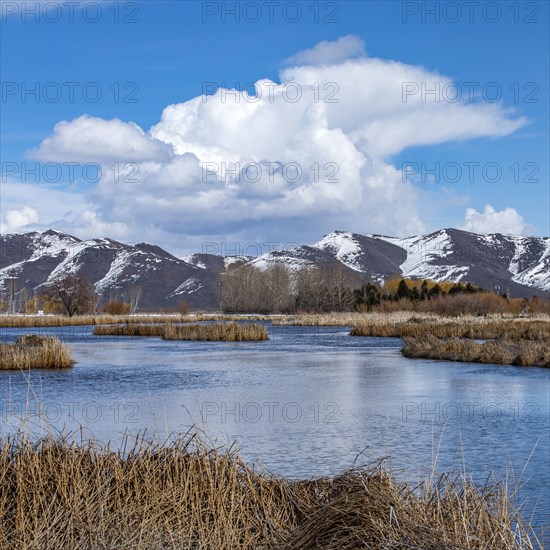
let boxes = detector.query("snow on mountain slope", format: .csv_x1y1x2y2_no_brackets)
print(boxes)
512,240,550,291
250,252,313,272
94,249,138,293
169,277,204,297
312,231,363,271
0,231,222,309
375,229,469,281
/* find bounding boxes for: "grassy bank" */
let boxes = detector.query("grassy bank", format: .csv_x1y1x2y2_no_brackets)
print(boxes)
163,322,269,341
3,311,549,329
0,335,74,370
0,314,274,328
402,335,550,367
274,311,550,327
0,433,536,549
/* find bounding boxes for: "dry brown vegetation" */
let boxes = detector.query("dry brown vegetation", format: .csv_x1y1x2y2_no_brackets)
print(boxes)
373,293,549,316
92,322,269,341
92,323,168,337
0,313,273,328
275,311,550,328
351,318,550,342
349,316,549,367
0,433,536,549
163,322,269,341
0,335,74,370
402,335,550,368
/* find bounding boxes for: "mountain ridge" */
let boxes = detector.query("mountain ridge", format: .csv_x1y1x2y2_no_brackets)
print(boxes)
0,228,548,310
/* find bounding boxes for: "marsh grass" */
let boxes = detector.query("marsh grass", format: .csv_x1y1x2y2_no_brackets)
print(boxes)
92,323,168,337
92,322,269,341
275,311,550,328
0,431,537,549
163,322,269,341
0,335,74,370
0,313,274,328
402,335,550,367
351,319,550,342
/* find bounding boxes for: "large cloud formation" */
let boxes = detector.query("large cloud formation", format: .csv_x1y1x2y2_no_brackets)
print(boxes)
10,36,528,252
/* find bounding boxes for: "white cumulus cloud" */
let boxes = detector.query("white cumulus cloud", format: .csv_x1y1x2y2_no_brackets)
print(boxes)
284,35,366,66
7,35,530,251
1,205,40,233
461,204,532,235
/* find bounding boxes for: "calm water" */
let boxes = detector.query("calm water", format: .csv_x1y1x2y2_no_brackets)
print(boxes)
1,324,549,540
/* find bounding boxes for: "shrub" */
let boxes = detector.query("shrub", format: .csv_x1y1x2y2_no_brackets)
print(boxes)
102,300,131,315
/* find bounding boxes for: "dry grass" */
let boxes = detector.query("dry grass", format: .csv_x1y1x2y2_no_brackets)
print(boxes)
351,319,550,342
402,335,550,367
272,312,443,326
0,335,74,370
0,433,536,549
0,313,274,328
163,322,269,341
93,323,168,337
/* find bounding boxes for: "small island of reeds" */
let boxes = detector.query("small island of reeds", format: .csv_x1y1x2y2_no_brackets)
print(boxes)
163,322,268,341
350,316,550,367
0,334,74,370
93,322,269,341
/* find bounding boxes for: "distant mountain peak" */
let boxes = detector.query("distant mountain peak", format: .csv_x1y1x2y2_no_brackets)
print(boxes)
0,228,548,310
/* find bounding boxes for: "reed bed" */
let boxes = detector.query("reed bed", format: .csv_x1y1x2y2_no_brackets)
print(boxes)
93,323,168,337
0,433,536,549
0,335,74,370
351,319,550,342
274,311,550,327
403,335,550,367
0,313,274,328
163,322,269,341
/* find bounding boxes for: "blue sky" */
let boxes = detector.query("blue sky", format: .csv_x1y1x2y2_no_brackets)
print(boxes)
1,0,548,254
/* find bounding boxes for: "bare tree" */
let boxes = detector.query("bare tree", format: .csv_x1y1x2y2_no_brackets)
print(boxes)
266,264,293,313
42,274,95,317
324,261,358,311
127,285,143,314
6,277,18,314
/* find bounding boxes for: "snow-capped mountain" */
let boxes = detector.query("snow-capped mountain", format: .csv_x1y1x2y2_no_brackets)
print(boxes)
0,230,220,309
0,228,547,310
254,228,549,296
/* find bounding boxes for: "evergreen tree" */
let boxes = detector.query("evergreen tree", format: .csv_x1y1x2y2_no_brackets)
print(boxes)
396,279,412,300
428,283,443,299
420,280,429,301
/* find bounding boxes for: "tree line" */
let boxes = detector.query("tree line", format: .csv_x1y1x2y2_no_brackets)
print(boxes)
220,261,496,314
1,265,546,317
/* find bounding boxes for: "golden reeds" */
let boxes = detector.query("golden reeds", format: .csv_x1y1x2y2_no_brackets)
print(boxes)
0,335,74,370
92,323,168,337
163,322,269,341
402,335,550,367
0,433,535,549
0,313,274,328
92,322,269,341
351,319,550,341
